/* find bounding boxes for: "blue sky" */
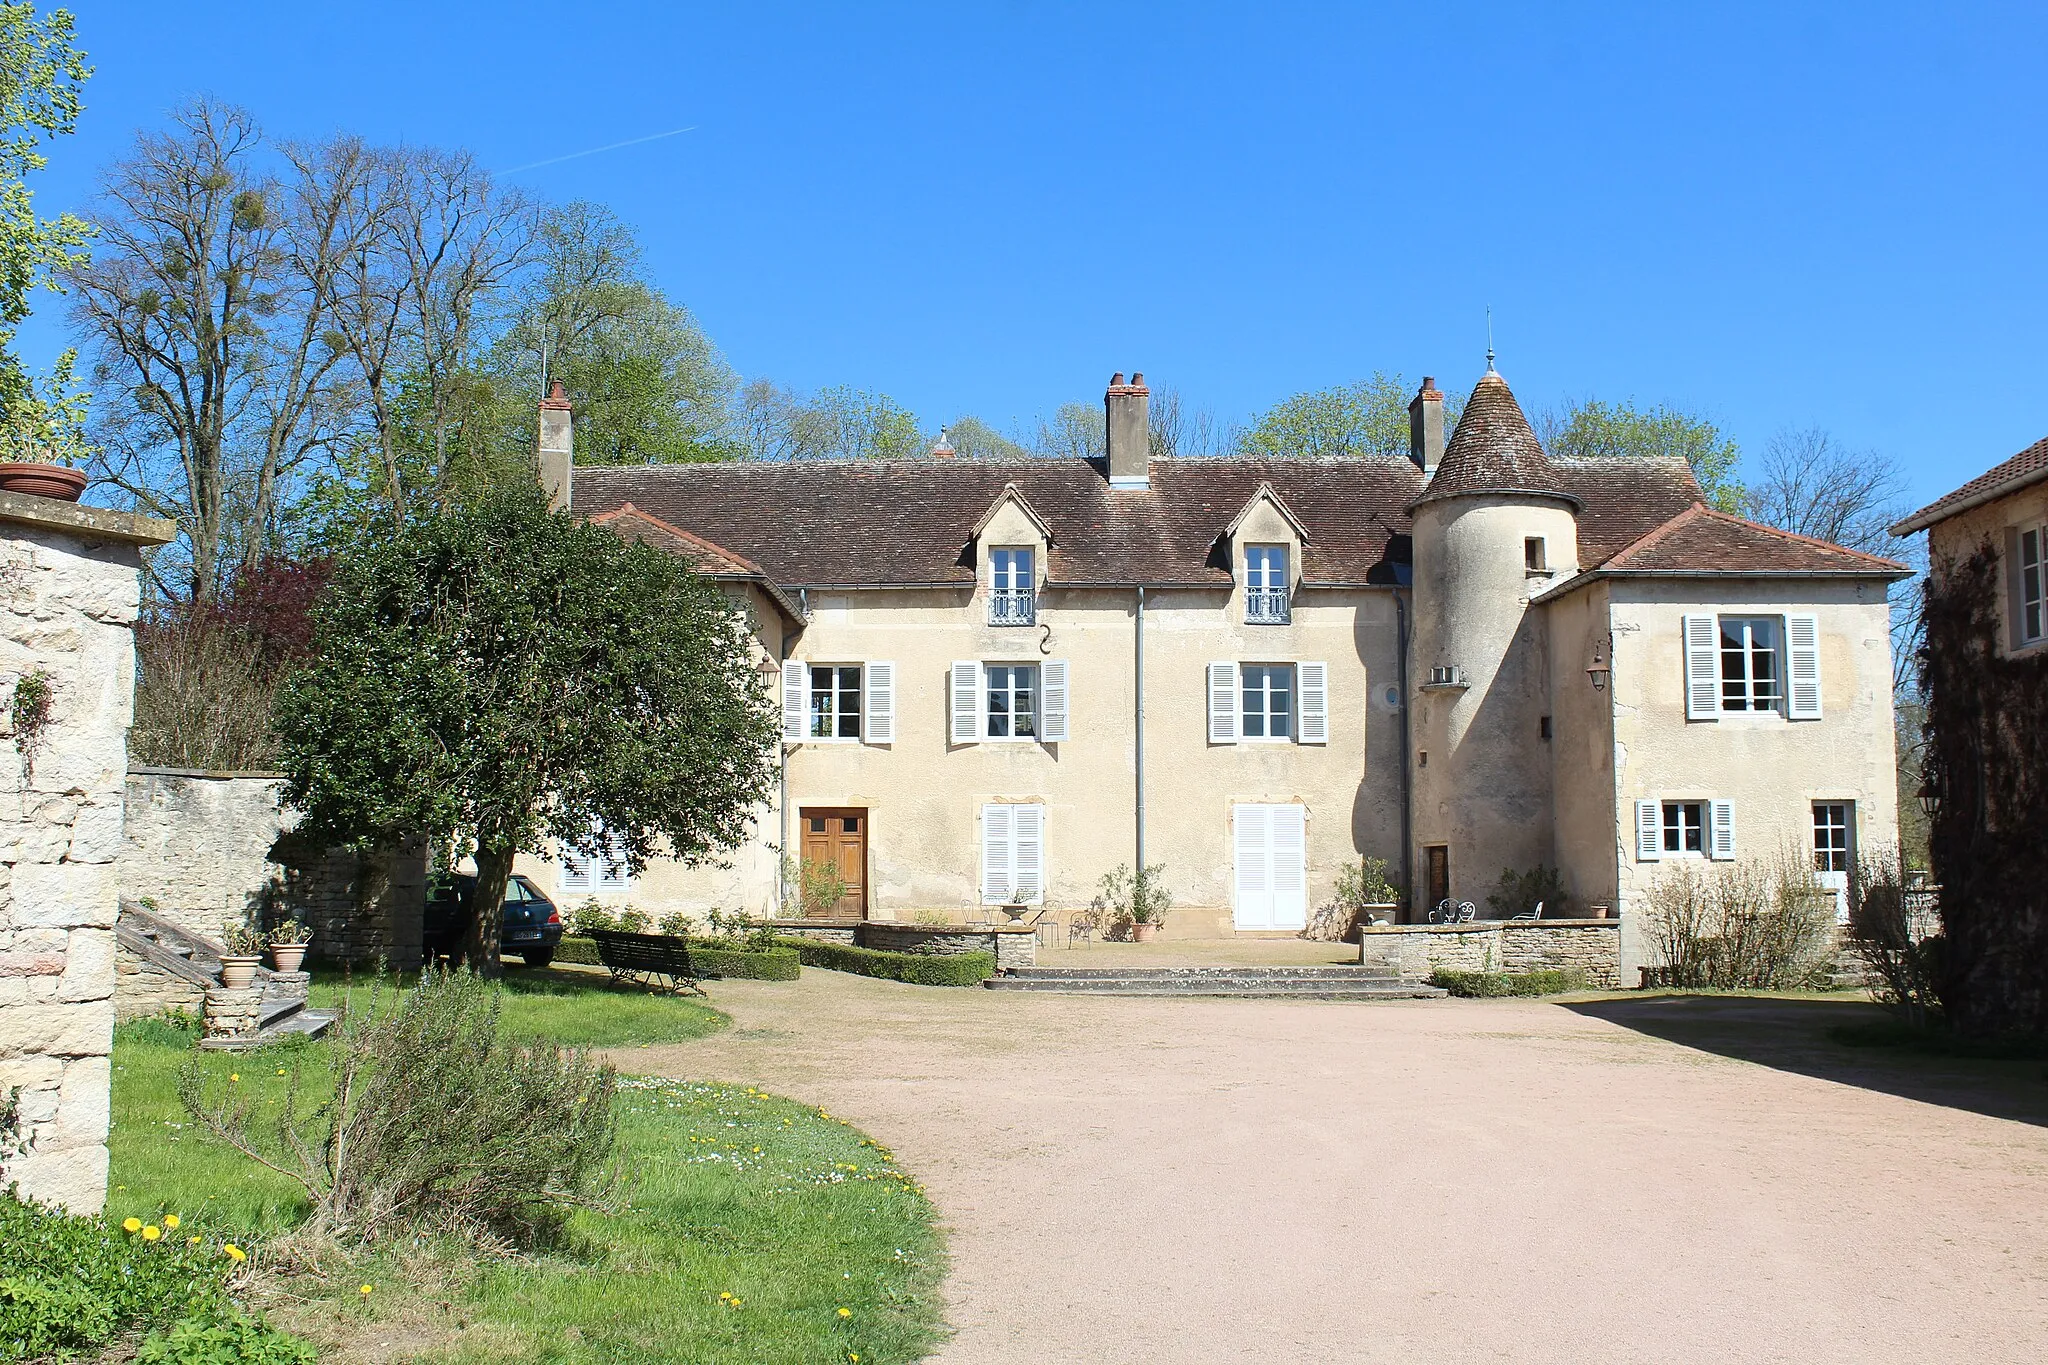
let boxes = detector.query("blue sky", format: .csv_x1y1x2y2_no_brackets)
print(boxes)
26,1,2048,508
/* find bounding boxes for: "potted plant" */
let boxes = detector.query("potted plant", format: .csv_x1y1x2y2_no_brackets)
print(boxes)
0,352,93,501
1335,857,1404,936
218,922,266,989
1093,862,1172,943
266,918,312,973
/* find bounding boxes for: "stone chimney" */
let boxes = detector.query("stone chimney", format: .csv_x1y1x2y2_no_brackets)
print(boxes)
930,427,955,459
1408,375,1445,475
1105,371,1150,490
538,380,572,511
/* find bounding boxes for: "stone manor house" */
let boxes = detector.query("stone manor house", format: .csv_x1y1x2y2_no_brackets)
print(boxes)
517,366,1908,975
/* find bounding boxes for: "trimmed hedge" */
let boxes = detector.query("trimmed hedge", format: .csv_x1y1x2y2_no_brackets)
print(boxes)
1430,967,1588,998
777,936,996,987
555,935,801,980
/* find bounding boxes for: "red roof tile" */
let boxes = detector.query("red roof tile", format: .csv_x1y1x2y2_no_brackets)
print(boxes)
1891,434,2048,534
1537,504,1911,601
1412,370,1574,510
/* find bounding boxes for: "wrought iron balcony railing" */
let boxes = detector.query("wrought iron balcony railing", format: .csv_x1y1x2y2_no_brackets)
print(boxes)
1245,587,1291,624
989,588,1036,626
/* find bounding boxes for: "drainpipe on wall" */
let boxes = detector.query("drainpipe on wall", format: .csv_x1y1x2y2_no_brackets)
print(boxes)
1395,589,1413,921
778,591,808,917
1134,585,1147,873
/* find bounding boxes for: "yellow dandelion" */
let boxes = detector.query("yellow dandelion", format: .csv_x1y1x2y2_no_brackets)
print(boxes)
837,1307,852,1318
360,1284,373,1296
224,1244,247,1263
229,1073,240,1083
276,1068,286,1076
122,1217,142,1233
188,1236,202,1246
142,1225,162,1241
162,1213,180,1229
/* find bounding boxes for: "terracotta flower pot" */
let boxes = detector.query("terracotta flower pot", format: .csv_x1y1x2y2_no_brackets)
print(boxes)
270,944,308,973
0,462,87,501
1132,922,1162,942
219,955,262,990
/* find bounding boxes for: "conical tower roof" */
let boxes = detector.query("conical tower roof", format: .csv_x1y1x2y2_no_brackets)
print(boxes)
1409,370,1579,511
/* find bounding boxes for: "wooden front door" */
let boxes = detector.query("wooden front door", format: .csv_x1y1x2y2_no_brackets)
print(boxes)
799,808,867,918
1425,845,1450,918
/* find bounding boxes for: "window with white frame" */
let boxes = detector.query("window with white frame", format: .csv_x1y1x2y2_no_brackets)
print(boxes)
1663,801,1705,855
2020,524,2045,647
1718,617,1782,712
1634,798,1734,862
990,548,1035,626
1245,545,1290,623
985,663,1038,739
1813,802,1852,873
949,660,1067,744
1241,664,1294,740
1684,613,1821,720
560,827,632,892
809,664,862,739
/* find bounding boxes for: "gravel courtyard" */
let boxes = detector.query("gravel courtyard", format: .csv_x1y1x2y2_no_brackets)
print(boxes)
632,973,2048,1365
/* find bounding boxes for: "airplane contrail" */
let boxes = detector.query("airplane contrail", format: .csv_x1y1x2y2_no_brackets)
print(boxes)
500,126,698,175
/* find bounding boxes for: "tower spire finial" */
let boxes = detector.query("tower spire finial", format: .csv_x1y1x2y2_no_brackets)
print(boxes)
1485,306,1497,374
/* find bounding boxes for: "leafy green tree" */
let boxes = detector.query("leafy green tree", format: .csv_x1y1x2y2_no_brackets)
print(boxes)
809,385,923,460
939,414,1030,460
276,484,780,972
1534,397,1743,510
1238,372,1456,460
0,3,91,456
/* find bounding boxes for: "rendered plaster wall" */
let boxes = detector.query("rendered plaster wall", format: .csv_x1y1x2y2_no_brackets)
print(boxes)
1607,579,1900,975
1546,582,1622,916
1924,479,2048,661
1408,494,1581,910
0,507,165,1213
519,580,1409,937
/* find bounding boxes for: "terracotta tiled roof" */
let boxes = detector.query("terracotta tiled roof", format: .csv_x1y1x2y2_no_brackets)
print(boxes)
1411,371,1576,510
1536,504,1912,602
1891,434,2048,534
587,502,806,622
1552,457,1704,566
575,457,1425,587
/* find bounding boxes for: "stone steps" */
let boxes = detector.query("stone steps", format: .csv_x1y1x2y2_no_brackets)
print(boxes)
199,997,338,1051
985,965,1443,999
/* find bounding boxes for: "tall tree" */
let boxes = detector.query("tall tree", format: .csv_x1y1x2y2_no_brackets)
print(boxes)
1238,373,1452,460
938,413,1030,460
1533,397,1743,510
1034,401,1103,461
1740,426,1905,556
276,484,779,973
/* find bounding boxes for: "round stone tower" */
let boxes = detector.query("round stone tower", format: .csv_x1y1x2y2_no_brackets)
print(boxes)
1406,367,1581,917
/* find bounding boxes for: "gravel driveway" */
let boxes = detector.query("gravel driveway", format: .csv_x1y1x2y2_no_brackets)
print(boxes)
633,973,2048,1364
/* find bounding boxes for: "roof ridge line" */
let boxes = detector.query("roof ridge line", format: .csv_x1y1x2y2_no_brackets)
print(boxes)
1690,504,1914,570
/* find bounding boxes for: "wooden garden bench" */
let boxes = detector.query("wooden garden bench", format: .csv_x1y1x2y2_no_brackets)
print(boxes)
588,929,702,995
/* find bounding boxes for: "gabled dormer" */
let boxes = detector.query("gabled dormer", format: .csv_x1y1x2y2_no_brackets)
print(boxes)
1222,482,1308,625
970,483,1052,627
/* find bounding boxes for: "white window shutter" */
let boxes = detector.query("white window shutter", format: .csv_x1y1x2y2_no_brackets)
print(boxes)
951,662,982,744
1040,660,1069,742
559,848,593,892
865,661,895,743
1012,804,1044,904
1296,662,1328,745
1635,801,1662,862
1234,804,1271,927
981,803,1013,903
597,835,632,891
1684,615,1719,720
1208,662,1239,743
1786,614,1822,719
782,660,807,742
1709,800,1736,861
1271,805,1306,929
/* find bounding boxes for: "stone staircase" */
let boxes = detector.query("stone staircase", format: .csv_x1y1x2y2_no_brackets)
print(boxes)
116,900,336,1047
983,964,1447,1000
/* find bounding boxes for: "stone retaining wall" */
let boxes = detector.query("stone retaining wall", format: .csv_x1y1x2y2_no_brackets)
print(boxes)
113,941,204,1021
1360,919,1622,988
857,923,1037,970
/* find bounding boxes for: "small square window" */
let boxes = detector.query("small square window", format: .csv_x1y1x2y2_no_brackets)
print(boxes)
809,664,863,739
1525,537,1547,571
842,816,860,833
1662,801,1706,855
809,817,826,834
1539,715,1552,740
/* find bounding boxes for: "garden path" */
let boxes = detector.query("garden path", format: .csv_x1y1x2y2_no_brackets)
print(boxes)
632,974,2048,1364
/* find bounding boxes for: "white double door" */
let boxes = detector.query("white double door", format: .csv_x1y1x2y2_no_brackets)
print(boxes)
1234,803,1307,931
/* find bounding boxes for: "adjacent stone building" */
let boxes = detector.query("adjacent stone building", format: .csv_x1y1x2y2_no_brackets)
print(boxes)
518,365,1907,980
0,493,173,1213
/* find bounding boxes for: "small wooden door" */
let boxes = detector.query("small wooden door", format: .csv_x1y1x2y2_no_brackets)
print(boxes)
799,808,867,918
1425,845,1450,917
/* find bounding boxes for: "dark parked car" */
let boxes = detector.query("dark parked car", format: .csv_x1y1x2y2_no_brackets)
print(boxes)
423,872,564,966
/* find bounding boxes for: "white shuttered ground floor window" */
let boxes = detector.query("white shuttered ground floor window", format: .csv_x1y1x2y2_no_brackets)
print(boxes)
1233,803,1307,930
981,803,1045,905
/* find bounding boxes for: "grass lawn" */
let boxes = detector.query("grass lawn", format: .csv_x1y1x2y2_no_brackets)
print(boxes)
108,972,947,1364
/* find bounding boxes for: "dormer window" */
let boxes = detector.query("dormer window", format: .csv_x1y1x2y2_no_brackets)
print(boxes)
990,548,1035,626
1245,545,1290,624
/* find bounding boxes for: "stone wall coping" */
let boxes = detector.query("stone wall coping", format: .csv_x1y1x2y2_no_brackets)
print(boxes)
0,490,176,546
1361,918,1620,935
867,922,1038,934
129,766,287,780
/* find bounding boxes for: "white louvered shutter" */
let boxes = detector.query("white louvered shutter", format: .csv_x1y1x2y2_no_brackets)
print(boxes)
1012,804,1044,904
1208,662,1240,743
1234,804,1271,928
1271,805,1307,929
597,833,632,891
1683,615,1720,720
1296,662,1329,745
1785,614,1822,719
559,848,593,892
782,660,807,742
1635,801,1662,862
1039,660,1069,742
951,662,983,744
865,661,896,743
1709,800,1736,861
981,803,1013,904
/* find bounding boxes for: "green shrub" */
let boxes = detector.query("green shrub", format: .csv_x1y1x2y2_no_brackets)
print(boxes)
0,1190,310,1361
777,936,995,986
689,944,801,981
136,1307,316,1364
555,935,601,966
1430,967,1588,998
181,968,619,1245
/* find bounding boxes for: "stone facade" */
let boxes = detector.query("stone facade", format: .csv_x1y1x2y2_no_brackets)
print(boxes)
860,922,1037,969
0,495,173,1213
112,940,205,1021
118,768,425,968
1360,919,1621,988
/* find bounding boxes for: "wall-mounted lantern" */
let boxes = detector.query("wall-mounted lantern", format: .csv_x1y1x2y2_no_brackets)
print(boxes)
1586,636,1611,692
